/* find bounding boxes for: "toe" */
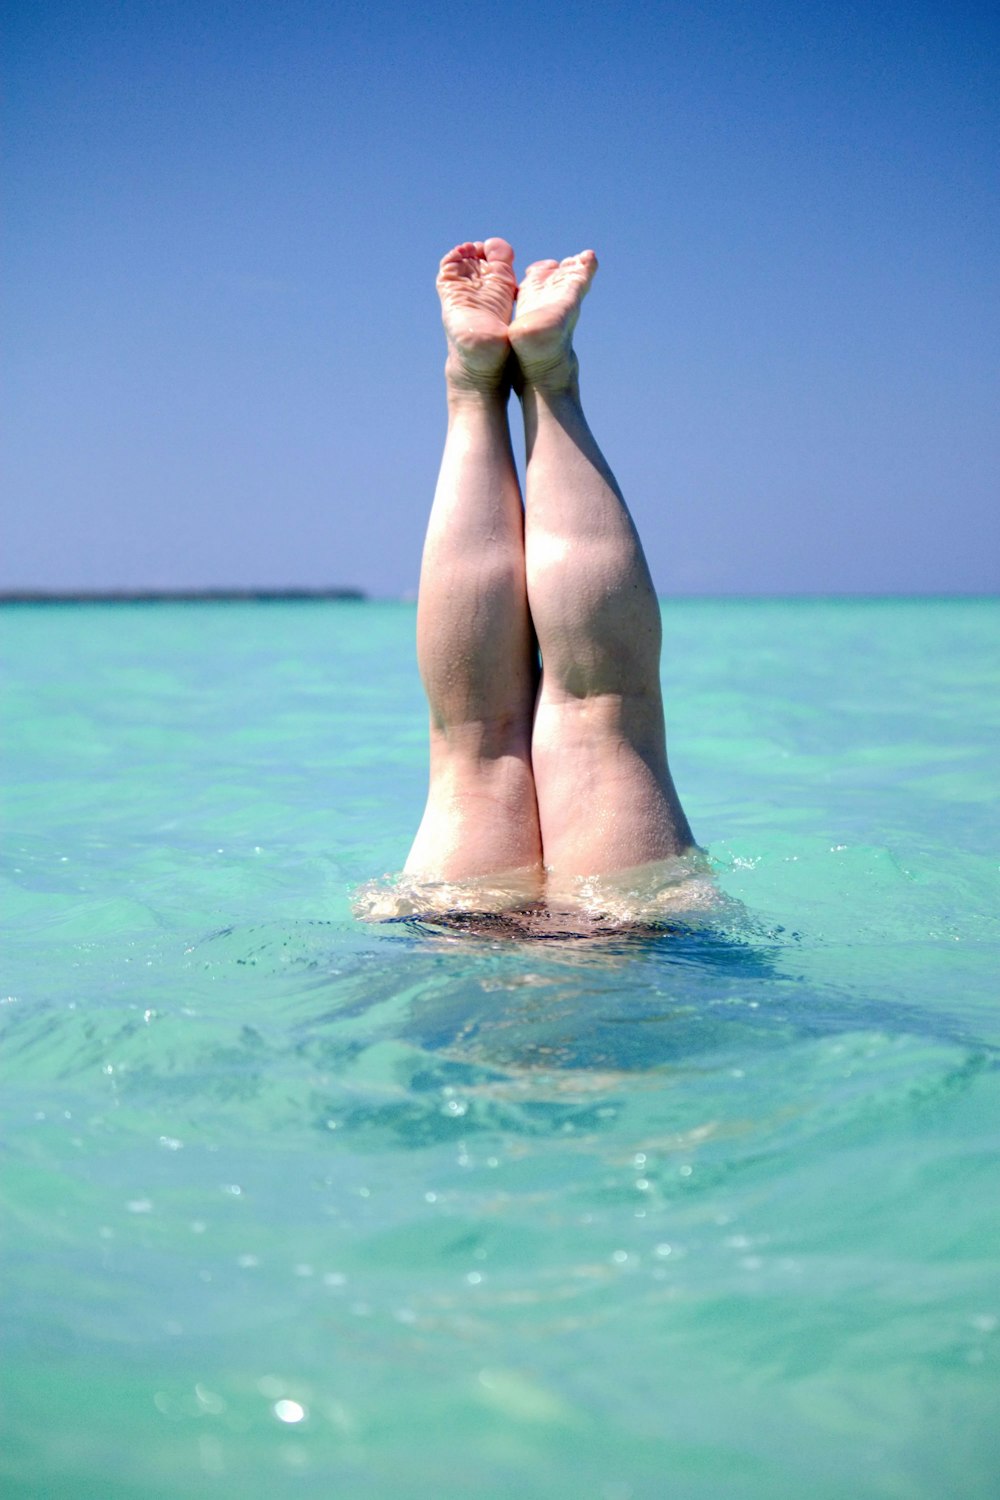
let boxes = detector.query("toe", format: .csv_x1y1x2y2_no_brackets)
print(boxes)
483,237,515,264
564,250,598,270
522,259,560,279
567,250,599,287
440,243,473,269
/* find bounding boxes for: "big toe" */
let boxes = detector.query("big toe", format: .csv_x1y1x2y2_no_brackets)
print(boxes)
483,237,515,264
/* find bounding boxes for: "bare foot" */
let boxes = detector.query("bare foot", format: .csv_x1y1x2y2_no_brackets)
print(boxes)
437,238,517,394
509,250,598,393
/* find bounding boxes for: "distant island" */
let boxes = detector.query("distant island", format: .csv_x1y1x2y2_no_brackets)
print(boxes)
0,587,367,604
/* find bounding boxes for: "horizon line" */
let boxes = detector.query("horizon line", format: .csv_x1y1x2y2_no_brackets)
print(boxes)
1,587,997,606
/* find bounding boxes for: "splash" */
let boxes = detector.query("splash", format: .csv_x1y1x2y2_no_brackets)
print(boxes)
352,850,722,937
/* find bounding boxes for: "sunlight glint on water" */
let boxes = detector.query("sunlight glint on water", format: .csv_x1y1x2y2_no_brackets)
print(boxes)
2,598,999,1499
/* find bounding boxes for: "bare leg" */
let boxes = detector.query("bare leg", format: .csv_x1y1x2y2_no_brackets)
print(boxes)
510,252,693,883
405,240,542,888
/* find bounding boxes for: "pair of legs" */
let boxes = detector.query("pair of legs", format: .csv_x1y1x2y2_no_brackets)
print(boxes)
405,238,692,903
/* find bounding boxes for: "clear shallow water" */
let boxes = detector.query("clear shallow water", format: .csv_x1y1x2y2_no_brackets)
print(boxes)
3,598,999,1499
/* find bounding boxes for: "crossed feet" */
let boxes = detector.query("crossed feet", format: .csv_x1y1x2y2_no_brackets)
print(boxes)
437,237,598,398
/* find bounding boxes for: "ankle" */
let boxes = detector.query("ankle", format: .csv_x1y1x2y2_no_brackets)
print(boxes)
443,351,512,399
515,350,580,400
445,362,511,414
518,359,582,413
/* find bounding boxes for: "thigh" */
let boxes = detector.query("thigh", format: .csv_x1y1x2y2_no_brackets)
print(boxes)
531,685,692,880
405,726,543,885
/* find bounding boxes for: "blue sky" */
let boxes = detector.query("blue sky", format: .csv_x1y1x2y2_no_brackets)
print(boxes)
5,0,998,595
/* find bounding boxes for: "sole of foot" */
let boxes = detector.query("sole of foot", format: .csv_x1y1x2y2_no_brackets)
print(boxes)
437,237,517,393
509,250,598,392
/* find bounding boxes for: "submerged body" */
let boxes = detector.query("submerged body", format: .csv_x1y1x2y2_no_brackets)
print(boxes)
397,237,692,919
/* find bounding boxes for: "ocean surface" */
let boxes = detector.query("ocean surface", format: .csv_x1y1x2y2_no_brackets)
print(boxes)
3,597,999,1499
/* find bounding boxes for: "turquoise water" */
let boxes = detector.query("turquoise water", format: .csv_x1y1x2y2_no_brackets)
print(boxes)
3,598,999,1499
